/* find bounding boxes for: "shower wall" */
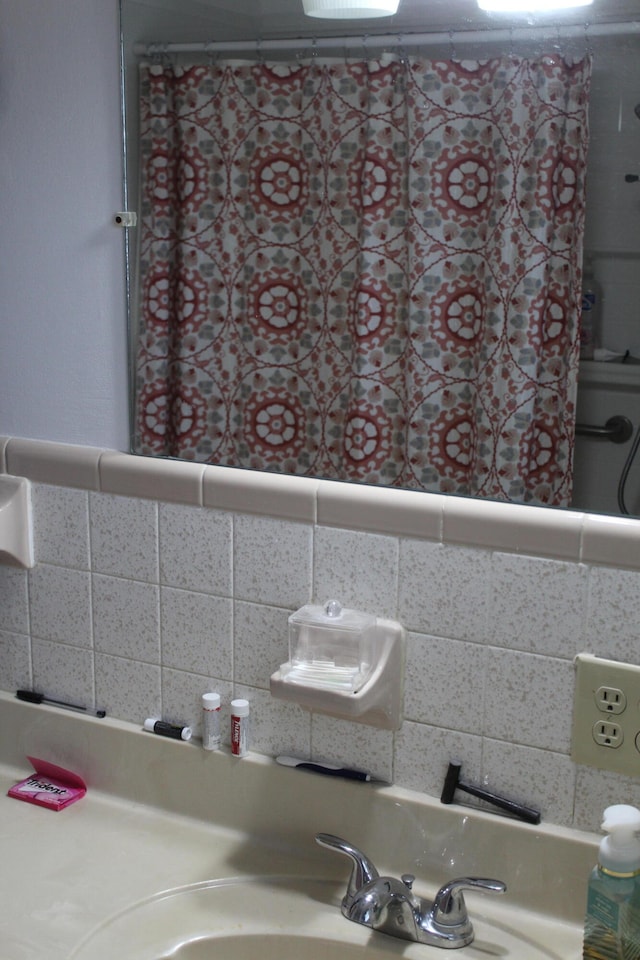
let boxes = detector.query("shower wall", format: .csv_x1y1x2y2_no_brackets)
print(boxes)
573,35,640,515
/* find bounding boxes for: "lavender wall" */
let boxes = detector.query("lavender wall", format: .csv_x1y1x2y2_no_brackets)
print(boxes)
0,0,128,450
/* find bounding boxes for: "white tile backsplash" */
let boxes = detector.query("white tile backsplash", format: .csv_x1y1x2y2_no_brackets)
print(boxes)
89,493,159,581
403,632,486,733
483,648,575,753
92,574,160,662
4,442,640,833
0,630,31,691
159,503,232,595
94,652,161,725
30,564,93,647
160,587,232,677
398,541,491,640
313,526,399,617
0,566,29,634
489,553,588,657
233,514,313,607
32,485,90,569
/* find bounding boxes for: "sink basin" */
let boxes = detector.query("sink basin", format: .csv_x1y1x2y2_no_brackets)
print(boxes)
67,877,580,960
159,934,393,960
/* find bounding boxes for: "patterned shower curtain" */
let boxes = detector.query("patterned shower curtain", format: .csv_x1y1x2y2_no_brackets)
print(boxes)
134,53,591,506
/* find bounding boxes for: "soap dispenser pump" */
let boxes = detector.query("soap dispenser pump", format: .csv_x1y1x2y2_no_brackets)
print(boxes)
584,804,640,959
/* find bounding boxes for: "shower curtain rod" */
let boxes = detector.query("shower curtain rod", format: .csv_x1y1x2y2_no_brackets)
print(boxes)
133,19,639,56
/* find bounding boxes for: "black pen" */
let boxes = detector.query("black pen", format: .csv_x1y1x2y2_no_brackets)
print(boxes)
16,689,106,718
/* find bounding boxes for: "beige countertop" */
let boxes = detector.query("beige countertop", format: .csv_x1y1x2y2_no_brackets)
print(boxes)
0,692,593,959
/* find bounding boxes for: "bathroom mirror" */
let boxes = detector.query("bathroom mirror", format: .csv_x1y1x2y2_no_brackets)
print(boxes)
121,0,640,517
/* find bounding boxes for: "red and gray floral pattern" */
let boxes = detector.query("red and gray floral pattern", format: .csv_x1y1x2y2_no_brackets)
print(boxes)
134,54,590,505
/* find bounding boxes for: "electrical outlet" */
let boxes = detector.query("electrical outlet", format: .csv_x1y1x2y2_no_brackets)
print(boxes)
595,685,627,715
592,720,623,747
572,653,640,776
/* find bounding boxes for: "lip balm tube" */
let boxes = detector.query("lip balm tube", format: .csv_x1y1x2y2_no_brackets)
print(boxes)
143,718,192,741
230,699,250,757
201,692,221,751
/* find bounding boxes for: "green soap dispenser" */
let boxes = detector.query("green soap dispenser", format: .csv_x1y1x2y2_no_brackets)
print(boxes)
584,804,640,959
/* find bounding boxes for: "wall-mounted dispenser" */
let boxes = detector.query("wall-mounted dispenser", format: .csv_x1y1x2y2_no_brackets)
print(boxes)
270,600,405,730
0,476,34,568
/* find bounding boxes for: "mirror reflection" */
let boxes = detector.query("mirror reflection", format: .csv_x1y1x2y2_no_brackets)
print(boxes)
122,0,640,516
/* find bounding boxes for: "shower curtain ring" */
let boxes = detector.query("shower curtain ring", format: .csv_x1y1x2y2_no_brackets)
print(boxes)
396,33,409,67
204,40,218,65
449,30,458,62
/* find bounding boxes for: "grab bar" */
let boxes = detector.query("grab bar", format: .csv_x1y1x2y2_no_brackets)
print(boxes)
575,415,633,444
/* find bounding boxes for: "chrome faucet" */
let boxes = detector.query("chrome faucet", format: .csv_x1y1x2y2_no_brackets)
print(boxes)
316,833,506,949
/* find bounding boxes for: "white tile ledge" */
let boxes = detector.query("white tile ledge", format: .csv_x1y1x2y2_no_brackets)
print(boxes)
2,437,640,569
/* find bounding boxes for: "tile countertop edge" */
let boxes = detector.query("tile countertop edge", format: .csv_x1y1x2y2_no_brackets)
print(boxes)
1,436,640,568
0,691,597,930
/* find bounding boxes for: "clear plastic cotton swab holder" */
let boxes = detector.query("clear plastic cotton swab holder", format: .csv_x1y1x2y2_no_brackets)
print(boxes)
270,599,406,730
283,599,376,693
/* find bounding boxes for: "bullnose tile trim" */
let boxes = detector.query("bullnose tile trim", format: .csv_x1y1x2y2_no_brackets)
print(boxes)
4,437,640,571
5,438,104,490
581,513,640,568
317,479,444,540
443,495,584,561
99,451,205,505
203,464,318,522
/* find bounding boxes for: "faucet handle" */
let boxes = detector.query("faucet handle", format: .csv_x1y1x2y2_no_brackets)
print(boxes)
315,833,380,904
432,876,506,929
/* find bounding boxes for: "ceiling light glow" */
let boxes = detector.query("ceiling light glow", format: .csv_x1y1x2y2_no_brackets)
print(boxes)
478,0,593,11
302,0,400,18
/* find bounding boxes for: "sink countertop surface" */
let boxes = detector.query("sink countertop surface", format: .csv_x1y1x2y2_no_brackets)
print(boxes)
0,762,329,960
0,692,594,959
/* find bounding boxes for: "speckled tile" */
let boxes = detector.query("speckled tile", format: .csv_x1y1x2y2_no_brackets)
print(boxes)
310,713,394,784
403,632,486,733
32,484,90,569
29,564,92,646
313,527,399,619
398,541,491,640
0,630,31,690
585,565,640,662
32,639,94,708
481,738,576,827
159,503,232,596
489,553,588,656
95,653,161,726
394,720,483,798
483,648,574,752
0,566,29,634
89,492,158,582
234,601,290,689
233,683,311,759
574,765,640,833
161,668,233,742
93,574,160,663
161,587,232,679
233,515,313,608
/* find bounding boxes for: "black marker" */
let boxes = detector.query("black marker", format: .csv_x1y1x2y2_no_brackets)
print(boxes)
143,717,192,741
16,689,106,718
